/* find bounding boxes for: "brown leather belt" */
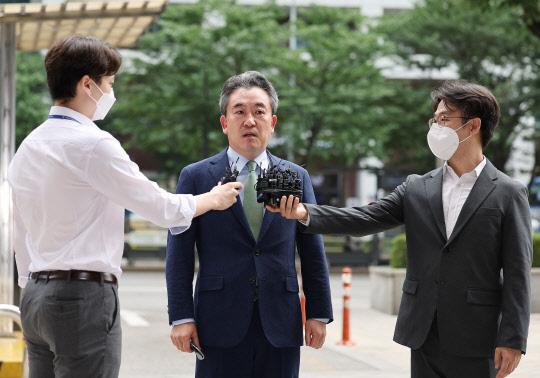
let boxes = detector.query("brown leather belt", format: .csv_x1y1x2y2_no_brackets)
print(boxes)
30,270,118,285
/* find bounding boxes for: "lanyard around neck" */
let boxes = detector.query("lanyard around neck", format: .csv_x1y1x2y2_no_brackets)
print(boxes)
47,115,82,124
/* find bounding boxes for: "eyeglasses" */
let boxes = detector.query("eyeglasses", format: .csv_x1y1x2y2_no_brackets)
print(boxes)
428,116,467,128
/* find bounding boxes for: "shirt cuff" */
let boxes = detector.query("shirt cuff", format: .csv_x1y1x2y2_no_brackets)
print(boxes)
298,213,310,226
18,275,28,288
172,318,195,326
310,318,329,324
169,194,196,235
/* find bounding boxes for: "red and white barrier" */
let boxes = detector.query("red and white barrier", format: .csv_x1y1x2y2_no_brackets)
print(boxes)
337,266,355,346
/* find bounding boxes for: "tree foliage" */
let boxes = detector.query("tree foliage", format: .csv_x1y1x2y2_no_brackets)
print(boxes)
15,51,50,146
469,0,540,40
272,6,397,168
13,0,540,182
378,0,540,173
111,2,405,174
110,0,288,174
465,0,540,182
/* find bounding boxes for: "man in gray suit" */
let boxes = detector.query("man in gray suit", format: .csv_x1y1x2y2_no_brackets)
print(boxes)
268,80,532,378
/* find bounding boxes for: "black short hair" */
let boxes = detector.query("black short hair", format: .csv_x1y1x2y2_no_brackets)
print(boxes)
44,35,122,102
219,71,278,116
431,80,500,149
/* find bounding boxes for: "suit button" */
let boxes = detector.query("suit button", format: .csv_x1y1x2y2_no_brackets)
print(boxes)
255,249,260,256
249,278,255,284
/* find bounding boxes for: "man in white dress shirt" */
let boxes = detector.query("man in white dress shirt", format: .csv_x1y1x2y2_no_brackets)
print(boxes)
269,80,532,378
7,35,241,378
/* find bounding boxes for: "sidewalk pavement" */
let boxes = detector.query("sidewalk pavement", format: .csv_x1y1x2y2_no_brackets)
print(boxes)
121,261,539,377
304,307,540,377
300,273,540,377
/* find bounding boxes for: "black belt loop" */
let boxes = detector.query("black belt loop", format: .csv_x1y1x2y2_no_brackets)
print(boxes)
45,271,51,284
99,272,104,287
34,272,39,283
67,270,72,283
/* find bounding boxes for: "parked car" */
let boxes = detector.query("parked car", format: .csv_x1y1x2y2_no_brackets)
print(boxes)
123,212,168,265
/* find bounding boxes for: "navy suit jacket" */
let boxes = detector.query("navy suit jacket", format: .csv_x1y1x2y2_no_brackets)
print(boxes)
166,148,333,348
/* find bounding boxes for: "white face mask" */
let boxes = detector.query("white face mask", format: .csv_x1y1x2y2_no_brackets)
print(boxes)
427,119,472,160
88,80,116,121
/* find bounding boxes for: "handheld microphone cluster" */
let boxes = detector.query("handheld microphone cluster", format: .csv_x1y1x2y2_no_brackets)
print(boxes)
221,154,302,207
220,155,303,207
220,158,240,185
255,164,302,207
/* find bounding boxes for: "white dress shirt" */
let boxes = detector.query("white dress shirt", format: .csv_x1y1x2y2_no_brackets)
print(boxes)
442,157,487,238
8,106,196,288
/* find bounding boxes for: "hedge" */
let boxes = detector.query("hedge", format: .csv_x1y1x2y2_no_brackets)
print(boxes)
391,232,540,268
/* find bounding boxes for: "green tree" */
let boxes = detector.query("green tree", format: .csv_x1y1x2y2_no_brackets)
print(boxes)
15,51,50,146
110,0,288,175
273,6,402,168
378,0,540,173
470,0,540,40
111,2,420,175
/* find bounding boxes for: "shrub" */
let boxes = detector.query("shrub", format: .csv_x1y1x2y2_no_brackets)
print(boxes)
533,233,540,268
390,233,407,268
388,233,540,268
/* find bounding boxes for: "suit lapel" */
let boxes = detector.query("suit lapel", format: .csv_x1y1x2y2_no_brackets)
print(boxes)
425,167,447,240
446,160,497,245
209,149,253,238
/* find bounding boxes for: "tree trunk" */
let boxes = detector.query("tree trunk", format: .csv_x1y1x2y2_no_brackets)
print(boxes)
529,139,540,187
527,21,540,40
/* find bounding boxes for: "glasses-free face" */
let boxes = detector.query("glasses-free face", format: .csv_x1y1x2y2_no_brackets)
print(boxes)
220,87,277,161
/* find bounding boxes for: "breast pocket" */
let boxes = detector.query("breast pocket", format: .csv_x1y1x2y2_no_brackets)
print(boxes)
468,207,502,243
474,207,501,217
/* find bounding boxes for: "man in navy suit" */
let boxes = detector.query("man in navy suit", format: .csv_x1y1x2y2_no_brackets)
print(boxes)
166,71,333,378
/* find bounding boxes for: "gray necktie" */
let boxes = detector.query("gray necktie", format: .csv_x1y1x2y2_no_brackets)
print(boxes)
244,161,263,240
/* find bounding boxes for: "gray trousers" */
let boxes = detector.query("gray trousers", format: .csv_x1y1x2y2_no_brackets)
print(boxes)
20,278,122,378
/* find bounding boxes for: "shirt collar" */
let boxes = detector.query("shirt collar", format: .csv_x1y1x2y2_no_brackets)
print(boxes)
226,147,268,173
49,106,98,129
443,156,486,179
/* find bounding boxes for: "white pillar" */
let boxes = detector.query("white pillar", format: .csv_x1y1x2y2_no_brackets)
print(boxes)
0,22,16,335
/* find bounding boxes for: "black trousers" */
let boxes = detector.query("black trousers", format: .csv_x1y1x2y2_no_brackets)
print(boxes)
195,302,300,378
411,315,498,378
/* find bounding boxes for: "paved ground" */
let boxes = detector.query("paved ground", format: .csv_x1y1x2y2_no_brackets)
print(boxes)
118,266,540,377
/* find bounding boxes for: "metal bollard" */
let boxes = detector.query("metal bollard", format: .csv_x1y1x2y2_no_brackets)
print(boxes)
0,304,28,377
337,266,355,345
297,263,306,326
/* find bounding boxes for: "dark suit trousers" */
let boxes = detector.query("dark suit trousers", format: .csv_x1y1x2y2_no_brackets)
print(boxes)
20,279,121,378
411,315,498,378
195,302,300,378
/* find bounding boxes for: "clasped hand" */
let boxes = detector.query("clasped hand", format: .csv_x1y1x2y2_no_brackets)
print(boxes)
210,181,243,210
265,195,309,221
